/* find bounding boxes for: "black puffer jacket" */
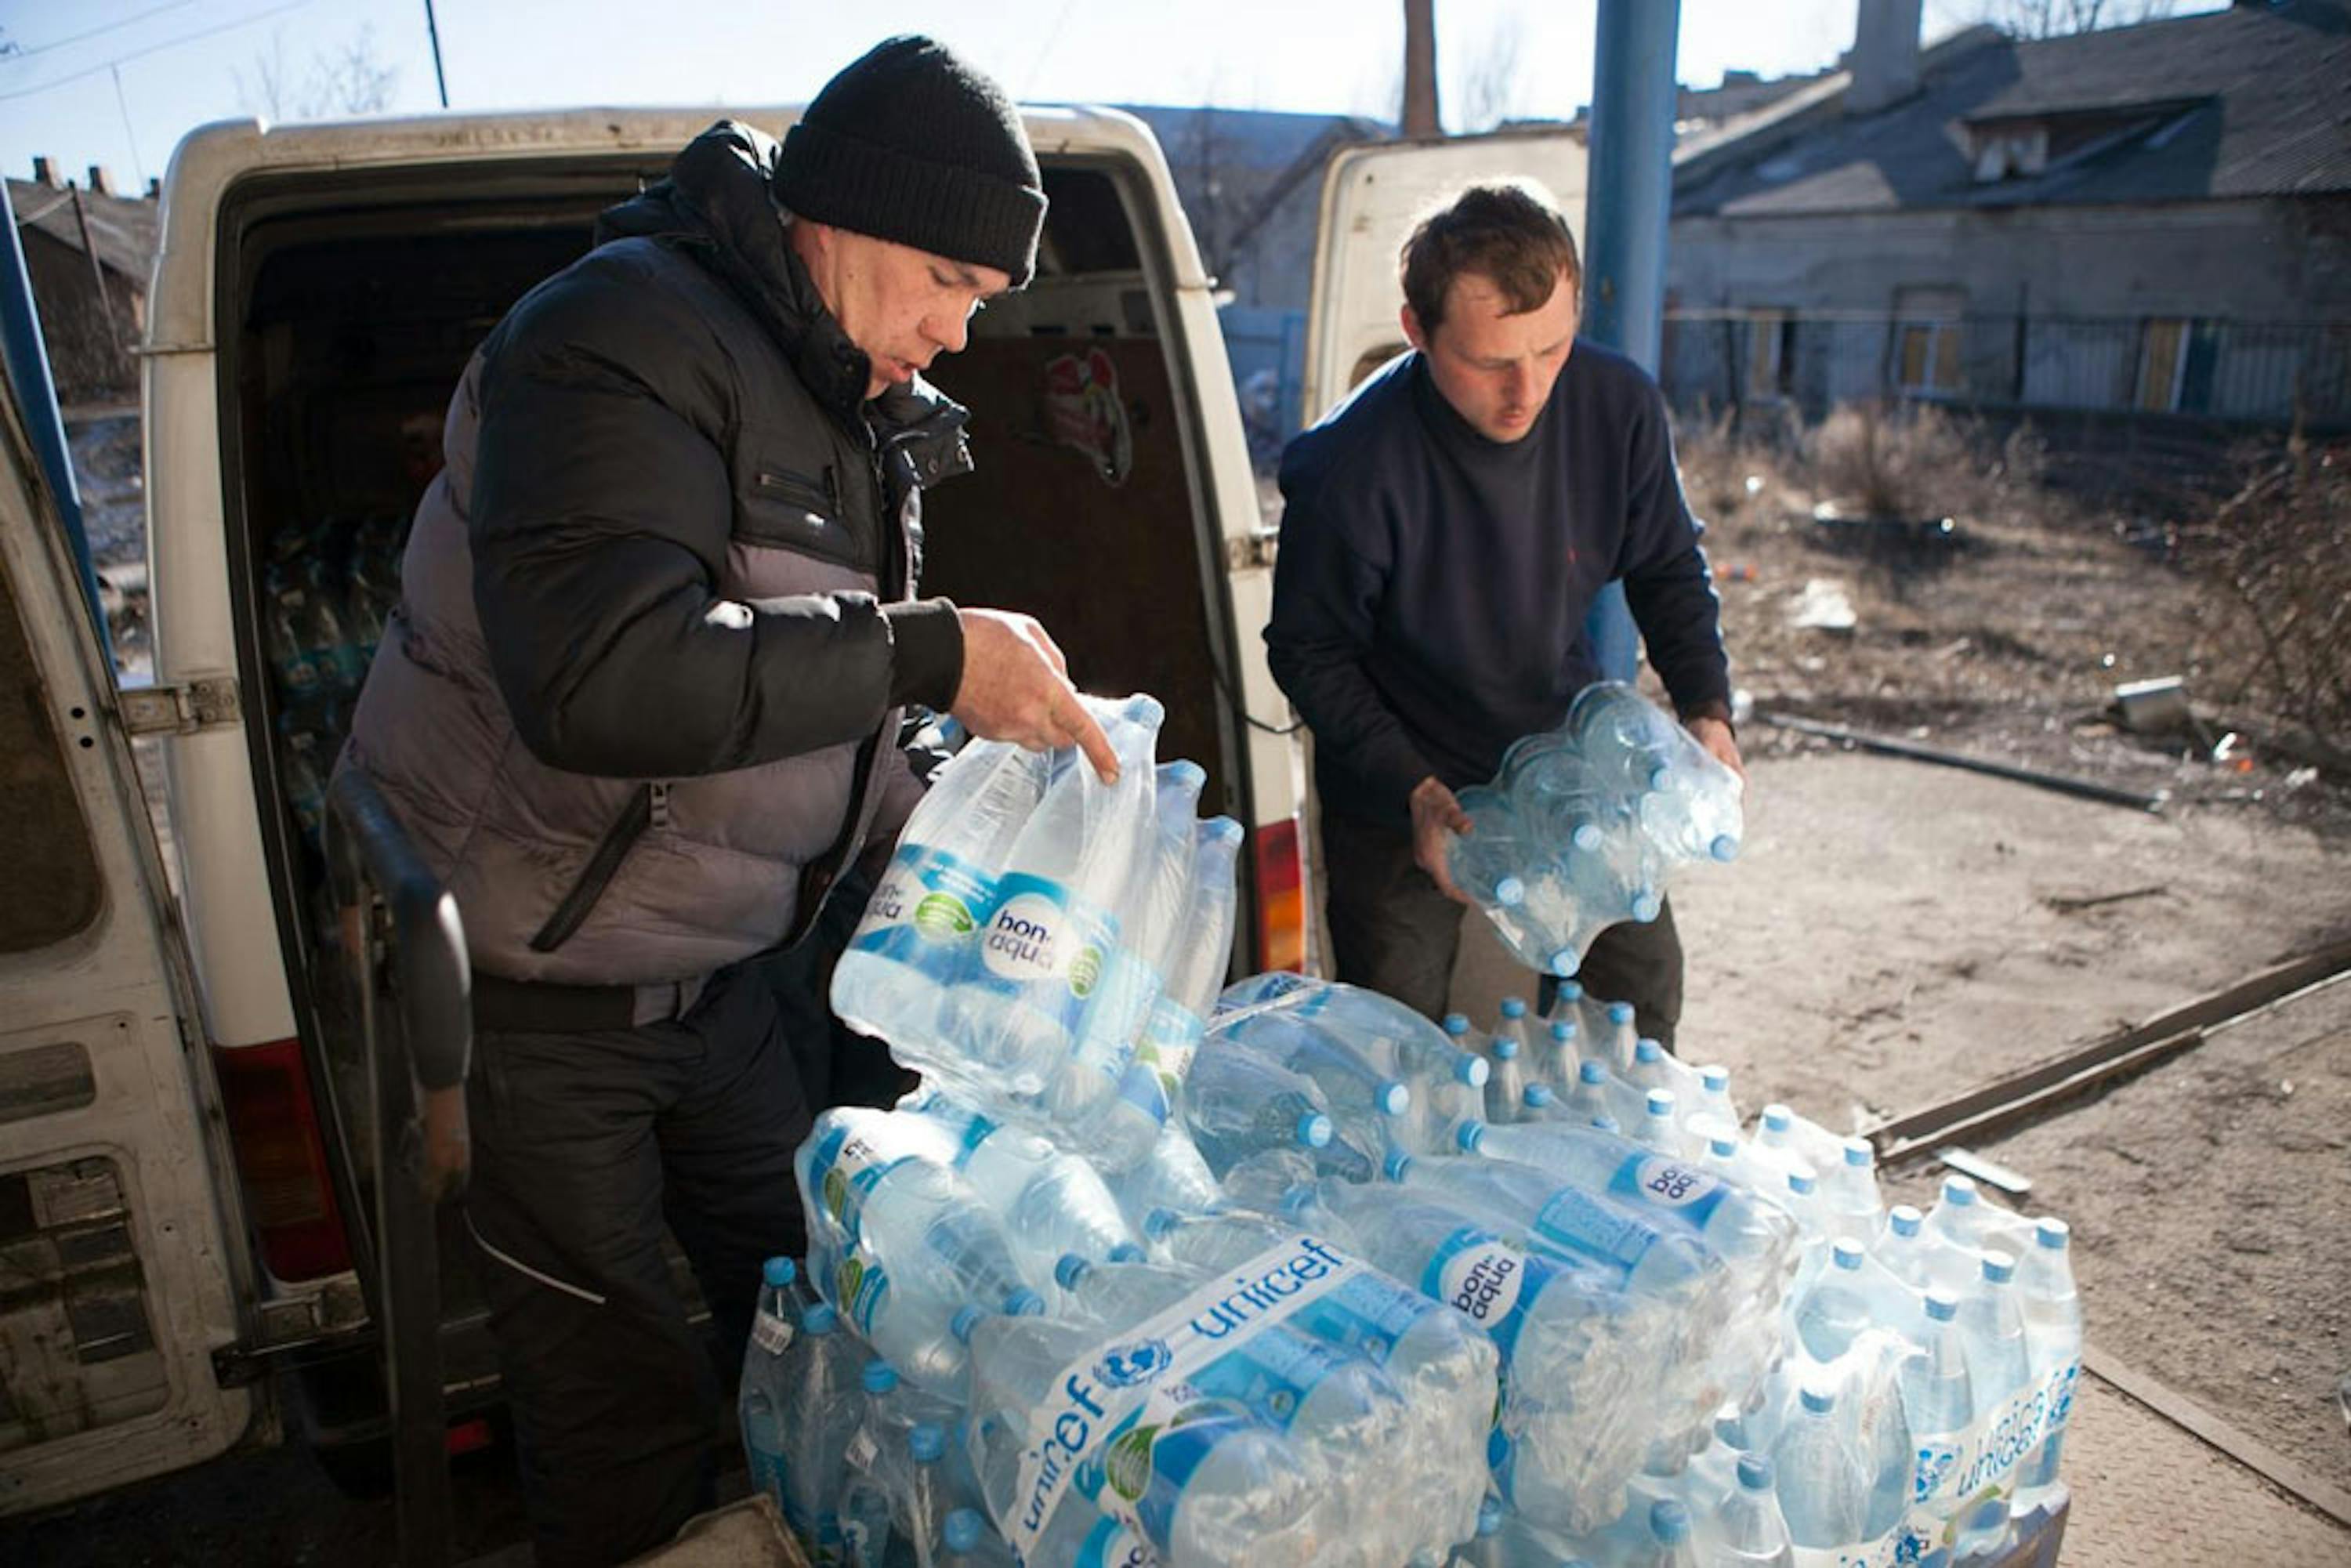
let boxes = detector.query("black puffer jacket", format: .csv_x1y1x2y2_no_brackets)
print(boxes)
344,121,969,988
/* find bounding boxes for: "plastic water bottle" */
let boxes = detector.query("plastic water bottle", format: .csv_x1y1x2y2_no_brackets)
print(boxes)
1568,1059,1619,1125
1635,1089,1689,1157
1084,817,1245,1170
1842,1338,1918,1544
1448,785,1542,908
1950,1251,2030,1559
1706,1453,1795,1567
1487,1030,1530,1125
750,1294,864,1562
1496,995,1535,1059
1687,1065,1739,1144
956,697,1164,1095
956,1121,1145,1284
1819,1139,1884,1247
1111,1124,1225,1233
1791,1240,1874,1361
1537,1019,1582,1092
1638,752,1744,866
1770,1383,1867,1550
835,740,1047,1067
2012,1219,2081,1515
894,1422,952,1568
1050,762,1205,1128
1451,1118,1790,1264
938,1507,1017,1568
1212,1011,1411,1141
1900,1289,1978,1525
742,1262,810,1539
1179,1046,1336,1174
1393,1152,1717,1296
1876,1204,1934,1290
1587,999,1639,1073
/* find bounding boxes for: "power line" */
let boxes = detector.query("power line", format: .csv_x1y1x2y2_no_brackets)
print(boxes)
0,0,327,104
2,0,208,63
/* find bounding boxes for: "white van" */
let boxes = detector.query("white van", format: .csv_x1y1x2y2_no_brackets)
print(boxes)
0,107,1583,1516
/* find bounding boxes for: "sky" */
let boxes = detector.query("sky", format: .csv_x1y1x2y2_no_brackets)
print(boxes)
0,0,2222,194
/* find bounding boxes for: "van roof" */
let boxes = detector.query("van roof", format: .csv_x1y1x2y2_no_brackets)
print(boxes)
149,103,1199,349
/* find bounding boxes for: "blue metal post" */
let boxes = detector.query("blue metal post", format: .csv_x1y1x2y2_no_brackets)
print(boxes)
1580,0,1682,683
0,179,110,656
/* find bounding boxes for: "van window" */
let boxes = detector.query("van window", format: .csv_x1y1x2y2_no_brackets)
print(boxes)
0,564,102,952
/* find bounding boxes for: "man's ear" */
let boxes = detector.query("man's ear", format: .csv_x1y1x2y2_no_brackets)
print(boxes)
1400,301,1428,353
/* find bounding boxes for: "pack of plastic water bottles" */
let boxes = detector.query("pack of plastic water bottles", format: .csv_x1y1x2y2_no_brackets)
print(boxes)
831,693,1244,1171
1447,682,1743,980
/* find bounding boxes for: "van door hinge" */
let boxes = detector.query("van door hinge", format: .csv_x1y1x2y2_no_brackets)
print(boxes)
118,677,242,736
212,1277,371,1387
1226,526,1280,572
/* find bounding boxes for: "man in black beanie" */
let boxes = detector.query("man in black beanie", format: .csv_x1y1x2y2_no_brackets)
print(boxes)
342,34,1110,1566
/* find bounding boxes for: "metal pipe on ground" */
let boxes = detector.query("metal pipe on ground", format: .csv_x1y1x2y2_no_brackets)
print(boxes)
1760,711,2171,813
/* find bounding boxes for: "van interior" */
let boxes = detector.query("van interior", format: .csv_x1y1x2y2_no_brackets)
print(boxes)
210,143,1250,1458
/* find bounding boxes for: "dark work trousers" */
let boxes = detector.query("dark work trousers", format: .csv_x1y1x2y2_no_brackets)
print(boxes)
1320,809,1686,1050
462,960,812,1567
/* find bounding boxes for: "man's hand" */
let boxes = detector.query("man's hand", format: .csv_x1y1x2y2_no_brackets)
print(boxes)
1409,775,1474,904
1686,714,1746,782
949,609,1119,780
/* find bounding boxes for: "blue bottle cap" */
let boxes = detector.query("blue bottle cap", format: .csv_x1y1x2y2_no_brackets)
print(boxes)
1494,875,1527,906
1832,1239,1866,1271
1943,1174,1979,1206
1549,947,1580,976
1981,1251,2016,1285
948,1304,983,1344
1524,1084,1557,1109
1762,1103,1792,1132
1551,1019,1578,1042
1455,1120,1489,1153
1710,834,1740,862
1298,1112,1334,1148
761,1256,798,1289
1382,1150,1415,1182
909,1423,946,1463
1843,1138,1874,1168
1607,1001,1636,1025
1788,1168,1817,1195
1556,979,1585,1003
1005,1287,1045,1317
1443,1012,1471,1037
1736,1453,1773,1491
1493,1035,1520,1061
1579,1059,1610,1085
1571,821,1605,852
1589,1114,1621,1133
1646,1088,1676,1116
1630,891,1662,923
2036,1217,2070,1249
1708,1135,1737,1157
1458,1053,1491,1086
943,1509,986,1554
1701,1065,1730,1092
802,1302,839,1334
1375,1081,1411,1116
1925,1290,1960,1322
1054,1254,1092,1291
1635,1039,1663,1064
1143,1206,1180,1240
1650,1500,1690,1543
1889,1204,1924,1237
1108,1241,1148,1264
1501,996,1527,1019
1799,1384,1836,1415
861,1360,897,1394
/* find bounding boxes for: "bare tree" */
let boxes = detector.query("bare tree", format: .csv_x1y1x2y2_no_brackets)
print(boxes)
1455,13,1527,133
234,26,400,121
1403,0,1442,136
1963,0,2177,38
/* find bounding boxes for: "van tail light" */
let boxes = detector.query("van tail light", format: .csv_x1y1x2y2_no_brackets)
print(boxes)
212,1037,353,1281
1251,817,1307,974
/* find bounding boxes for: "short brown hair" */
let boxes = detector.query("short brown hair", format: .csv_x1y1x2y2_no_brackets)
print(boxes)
1400,183,1580,335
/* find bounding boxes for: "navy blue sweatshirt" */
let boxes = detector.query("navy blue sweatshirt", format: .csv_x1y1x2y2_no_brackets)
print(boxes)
1266,342,1730,830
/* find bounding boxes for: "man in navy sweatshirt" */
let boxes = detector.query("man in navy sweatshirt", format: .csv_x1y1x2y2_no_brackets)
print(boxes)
1266,183,1740,1042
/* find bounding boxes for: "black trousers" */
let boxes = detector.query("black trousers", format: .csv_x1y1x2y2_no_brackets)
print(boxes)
1320,809,1686,1050
463,960,813,1566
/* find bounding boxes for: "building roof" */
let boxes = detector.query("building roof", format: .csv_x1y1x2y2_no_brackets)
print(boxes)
7,179,158,283
1675,0,2351,219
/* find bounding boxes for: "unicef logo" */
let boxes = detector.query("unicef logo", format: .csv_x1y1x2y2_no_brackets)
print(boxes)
1094,1338,1172,1389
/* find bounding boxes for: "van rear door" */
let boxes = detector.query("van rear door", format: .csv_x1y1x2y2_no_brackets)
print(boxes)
0,379,252,1512
1301,129,1589,424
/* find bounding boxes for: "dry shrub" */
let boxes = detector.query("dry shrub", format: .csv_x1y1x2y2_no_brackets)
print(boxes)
2178,437,2351,737
1802,400,2047,521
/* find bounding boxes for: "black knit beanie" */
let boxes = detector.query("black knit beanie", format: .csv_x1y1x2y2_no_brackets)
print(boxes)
775,35,1045,288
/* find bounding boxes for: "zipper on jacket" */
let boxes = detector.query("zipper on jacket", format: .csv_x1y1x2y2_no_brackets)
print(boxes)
528,785,655,954
753,468,831,516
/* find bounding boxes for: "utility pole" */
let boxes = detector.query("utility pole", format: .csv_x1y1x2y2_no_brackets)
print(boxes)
1402,0,1441,136
1580,0,1682,680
